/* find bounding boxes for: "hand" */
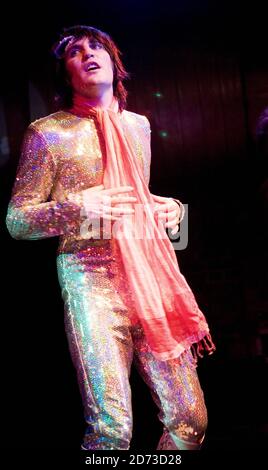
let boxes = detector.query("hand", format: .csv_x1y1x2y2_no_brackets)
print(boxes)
68,184,137,221
151,193,182,235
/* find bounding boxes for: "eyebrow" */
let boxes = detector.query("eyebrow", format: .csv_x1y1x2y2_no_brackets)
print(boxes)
65,42,83,54
65,38,102,57
71,37,100,47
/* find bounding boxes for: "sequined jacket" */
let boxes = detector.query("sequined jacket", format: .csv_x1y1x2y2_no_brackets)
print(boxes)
6,110,151,253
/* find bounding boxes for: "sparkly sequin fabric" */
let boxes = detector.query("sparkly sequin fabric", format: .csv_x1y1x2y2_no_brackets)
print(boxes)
6,109,151,250
6,109,207,450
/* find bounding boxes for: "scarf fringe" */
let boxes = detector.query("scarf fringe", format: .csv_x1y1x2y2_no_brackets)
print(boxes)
162,333,216,368
190,333,216,366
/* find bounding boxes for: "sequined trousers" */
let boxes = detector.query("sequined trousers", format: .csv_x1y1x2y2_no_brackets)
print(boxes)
56,240,208,450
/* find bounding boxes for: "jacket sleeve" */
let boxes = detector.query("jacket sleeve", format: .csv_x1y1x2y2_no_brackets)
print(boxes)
6,124,82,240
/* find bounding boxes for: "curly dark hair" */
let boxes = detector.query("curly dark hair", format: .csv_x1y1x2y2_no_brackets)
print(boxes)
51,25,130,112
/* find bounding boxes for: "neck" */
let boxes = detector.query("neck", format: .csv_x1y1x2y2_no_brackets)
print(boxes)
73,86,114,110
70,91,119,116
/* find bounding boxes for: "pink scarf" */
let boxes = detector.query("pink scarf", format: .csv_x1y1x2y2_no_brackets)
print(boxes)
70,95,216,362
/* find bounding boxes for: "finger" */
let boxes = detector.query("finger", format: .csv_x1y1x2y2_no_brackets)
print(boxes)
103,186,134,196
165,219,179,228
154,201,175,212
102,195,112,205
102,214,122,221
171,225,179,235
151,194,167,202
157,212,168,220
103,205,135,215
84,209,121,221
166,201,177,210
158,209,177,220
110,207,135,215
111,196,137,204
85,184,104,192
152,203,162,212
168,209,179,219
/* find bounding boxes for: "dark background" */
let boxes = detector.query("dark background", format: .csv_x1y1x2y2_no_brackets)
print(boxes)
0,0,267,452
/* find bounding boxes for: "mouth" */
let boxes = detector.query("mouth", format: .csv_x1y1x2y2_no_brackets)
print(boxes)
84,61,101,72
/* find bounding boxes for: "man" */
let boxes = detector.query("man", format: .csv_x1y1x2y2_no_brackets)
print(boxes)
6,25,215,450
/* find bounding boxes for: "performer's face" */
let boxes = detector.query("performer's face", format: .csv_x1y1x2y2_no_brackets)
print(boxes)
64,36,114,96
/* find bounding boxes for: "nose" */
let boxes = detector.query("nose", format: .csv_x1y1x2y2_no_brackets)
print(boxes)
82,47,95,62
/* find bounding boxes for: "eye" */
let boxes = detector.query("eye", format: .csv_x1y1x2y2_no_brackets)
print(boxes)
69,48,80,58
89,40,104,50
